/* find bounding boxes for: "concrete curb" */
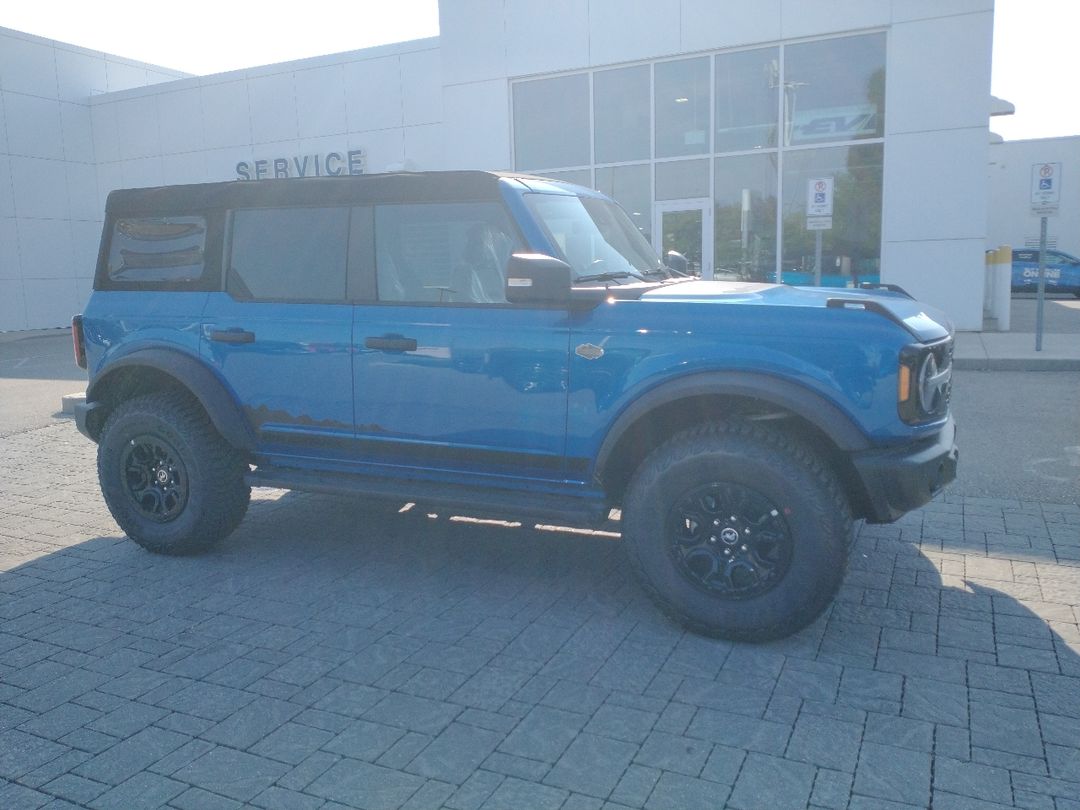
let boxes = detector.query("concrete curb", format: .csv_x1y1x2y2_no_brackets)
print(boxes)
954,356,1080,371
60,392,85,416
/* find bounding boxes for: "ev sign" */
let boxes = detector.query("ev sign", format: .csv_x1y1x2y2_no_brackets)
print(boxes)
1030,162,1061,216
806,177,833,230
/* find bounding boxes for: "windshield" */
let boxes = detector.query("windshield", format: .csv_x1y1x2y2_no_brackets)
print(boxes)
524,193,663,281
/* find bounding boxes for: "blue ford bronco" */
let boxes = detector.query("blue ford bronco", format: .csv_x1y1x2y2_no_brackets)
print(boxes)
72,171,957,640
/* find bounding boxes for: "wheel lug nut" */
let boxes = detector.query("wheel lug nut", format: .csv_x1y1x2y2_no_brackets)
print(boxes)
712,519,721,526
724,549,731,556
709,536,717,543
740,544,748,551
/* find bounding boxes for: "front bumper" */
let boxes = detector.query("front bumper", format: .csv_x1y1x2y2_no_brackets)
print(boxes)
851,417,958,523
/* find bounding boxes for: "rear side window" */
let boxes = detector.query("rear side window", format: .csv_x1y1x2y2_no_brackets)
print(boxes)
107,216,206,283
227,207,349,302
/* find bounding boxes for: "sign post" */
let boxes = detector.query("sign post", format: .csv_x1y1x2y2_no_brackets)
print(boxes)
806,177,834,285
1030,162,1061,351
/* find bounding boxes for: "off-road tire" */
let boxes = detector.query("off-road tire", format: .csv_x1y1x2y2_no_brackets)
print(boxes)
622,420,851,641
97,392,251,555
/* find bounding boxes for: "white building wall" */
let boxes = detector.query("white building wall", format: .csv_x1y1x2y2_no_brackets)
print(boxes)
988,136,1080,257
87,38,441,216
880,3,993,331
0,27,186,331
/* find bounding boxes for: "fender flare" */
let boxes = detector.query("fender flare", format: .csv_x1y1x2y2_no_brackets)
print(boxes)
594,370,871,479
86,347,256,451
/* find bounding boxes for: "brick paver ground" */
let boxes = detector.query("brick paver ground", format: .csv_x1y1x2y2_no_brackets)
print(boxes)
1,422,1078,809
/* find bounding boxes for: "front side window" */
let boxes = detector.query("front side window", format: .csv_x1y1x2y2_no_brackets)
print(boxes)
525,193,661,280
107,216,206,284
374,203,521,304
228,207,348,302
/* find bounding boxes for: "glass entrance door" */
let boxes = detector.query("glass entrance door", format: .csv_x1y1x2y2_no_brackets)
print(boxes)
653,199,713,279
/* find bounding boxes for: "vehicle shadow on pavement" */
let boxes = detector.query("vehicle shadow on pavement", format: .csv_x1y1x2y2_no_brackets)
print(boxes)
1,488,1078,809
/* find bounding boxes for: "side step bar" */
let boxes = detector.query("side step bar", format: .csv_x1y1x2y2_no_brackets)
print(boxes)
246,466,611,527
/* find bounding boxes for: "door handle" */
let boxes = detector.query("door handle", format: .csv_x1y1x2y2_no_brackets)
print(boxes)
364,335,417,352
209,328,256,344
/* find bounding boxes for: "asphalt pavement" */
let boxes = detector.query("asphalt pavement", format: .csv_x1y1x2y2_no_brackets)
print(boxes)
0,329,86,436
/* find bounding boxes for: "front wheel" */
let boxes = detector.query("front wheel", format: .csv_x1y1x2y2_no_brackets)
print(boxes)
97,392,250,555
622,421,851,641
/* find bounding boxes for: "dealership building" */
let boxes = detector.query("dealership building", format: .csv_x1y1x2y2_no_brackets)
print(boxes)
0,1,1012,332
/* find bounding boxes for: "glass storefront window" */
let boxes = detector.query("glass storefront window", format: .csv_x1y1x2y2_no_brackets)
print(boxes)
715,47,780,153
595,164,652,240
513,74,590,170
654,57,710,158
780,144,883,286
784,33,886,146
655,159,709,200
509,32,887,284
594,65,651,164
714,154,777,282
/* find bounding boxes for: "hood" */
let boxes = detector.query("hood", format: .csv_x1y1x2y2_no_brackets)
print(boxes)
641,280,953,343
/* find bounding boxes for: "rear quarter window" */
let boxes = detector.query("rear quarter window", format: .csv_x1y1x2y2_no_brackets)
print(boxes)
105,216,207,284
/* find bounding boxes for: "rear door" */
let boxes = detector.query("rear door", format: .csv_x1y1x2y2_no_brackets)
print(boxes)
201,206,355,461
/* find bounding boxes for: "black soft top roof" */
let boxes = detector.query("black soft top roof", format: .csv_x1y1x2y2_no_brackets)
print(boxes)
104,171,539,216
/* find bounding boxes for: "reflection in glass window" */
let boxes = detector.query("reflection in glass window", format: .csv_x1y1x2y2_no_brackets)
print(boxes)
655,159,709,200
655,57,710,158
715,47,779,153
780,144,883,287
594,65,651,164
595,163,652,241
374,203,521,304
513,74,590,170
714,154,777,282
784,33,886,146
108,216,206,283
540,169,593,187
228,208,348,301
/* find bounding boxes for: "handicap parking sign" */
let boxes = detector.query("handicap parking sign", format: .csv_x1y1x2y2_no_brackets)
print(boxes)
1039,178,1052,190
814,192,826,203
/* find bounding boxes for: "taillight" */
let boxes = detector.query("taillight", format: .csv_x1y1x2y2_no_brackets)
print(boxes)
72,315,87,369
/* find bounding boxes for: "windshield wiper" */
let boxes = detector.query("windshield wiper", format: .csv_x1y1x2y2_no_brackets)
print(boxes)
574,270,647,284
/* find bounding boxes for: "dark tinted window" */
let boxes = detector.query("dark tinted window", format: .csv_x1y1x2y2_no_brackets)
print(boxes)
374,203,520,304
107,216,206,283
228,207,348,301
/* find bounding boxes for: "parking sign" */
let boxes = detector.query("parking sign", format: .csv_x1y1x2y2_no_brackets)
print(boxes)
1030,162,1061,215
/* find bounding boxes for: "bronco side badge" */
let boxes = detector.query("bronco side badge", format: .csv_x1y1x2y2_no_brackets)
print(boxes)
575,343,604,360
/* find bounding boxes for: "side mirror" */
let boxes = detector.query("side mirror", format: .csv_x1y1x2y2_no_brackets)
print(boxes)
505,253,572,305
665,250,690,276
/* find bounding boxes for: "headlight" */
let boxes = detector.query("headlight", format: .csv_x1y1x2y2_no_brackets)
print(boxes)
898,338,952,424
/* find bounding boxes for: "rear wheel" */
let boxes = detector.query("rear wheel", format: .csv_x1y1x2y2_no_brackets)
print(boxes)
97,392,250,554
622,421,851,641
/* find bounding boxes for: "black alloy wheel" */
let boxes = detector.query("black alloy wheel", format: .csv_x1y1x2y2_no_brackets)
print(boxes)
670,482,793,599
120,435,189,522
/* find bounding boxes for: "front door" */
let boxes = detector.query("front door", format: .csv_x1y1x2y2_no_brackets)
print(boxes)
653,198,714,279
351,200,570,483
